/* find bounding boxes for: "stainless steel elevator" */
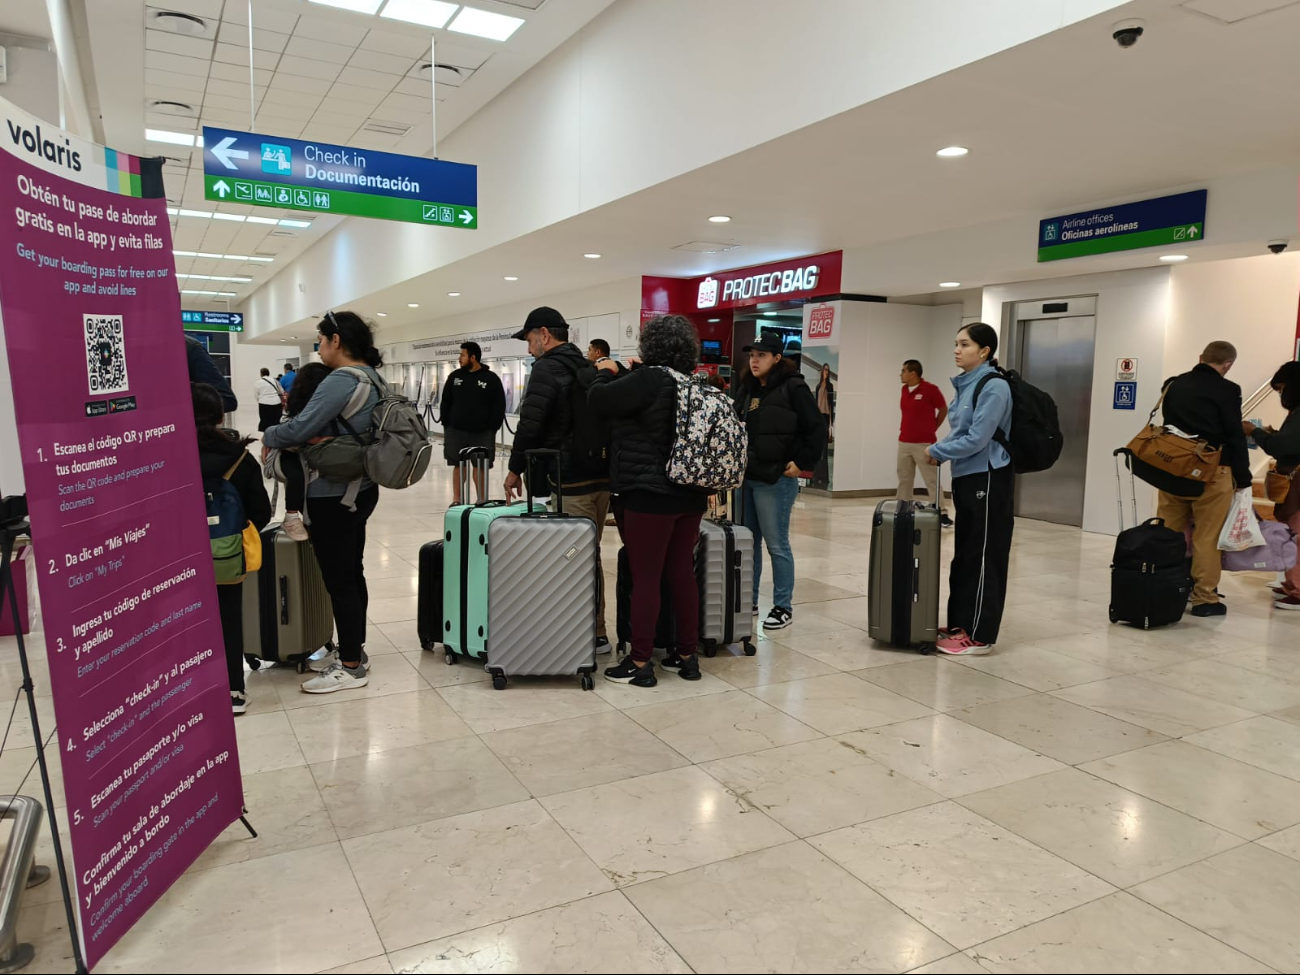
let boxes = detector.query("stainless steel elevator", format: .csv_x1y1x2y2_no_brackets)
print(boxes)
1004,297,1097,527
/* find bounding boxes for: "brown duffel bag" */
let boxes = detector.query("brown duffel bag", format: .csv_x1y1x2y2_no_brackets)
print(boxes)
1125,387,1222,485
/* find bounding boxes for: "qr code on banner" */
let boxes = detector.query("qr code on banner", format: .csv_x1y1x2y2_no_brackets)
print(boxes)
84,314,130,396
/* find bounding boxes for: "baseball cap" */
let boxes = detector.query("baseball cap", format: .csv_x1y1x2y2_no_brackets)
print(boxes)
512,306,567,341
743,331,785,356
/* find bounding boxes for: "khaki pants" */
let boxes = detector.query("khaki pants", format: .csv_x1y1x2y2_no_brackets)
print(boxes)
560,490,610,639
897,442,946,513
1157,466,1234,606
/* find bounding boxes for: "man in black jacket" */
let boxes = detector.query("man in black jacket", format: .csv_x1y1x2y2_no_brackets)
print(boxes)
506,307,613,650
442,341,506,504
1158,340,1253,617
185,335,237,412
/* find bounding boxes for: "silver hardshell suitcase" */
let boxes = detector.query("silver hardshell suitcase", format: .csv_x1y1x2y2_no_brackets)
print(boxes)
697,519,756,656
482,450,599,690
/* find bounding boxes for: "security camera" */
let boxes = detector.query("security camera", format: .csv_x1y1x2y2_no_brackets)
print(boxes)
1112,19,1145,48
1268,239,1290,255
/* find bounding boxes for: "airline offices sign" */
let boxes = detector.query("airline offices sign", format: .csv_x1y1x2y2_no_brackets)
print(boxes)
201,126,478,229
691,251,843,311
1037,190,1207,262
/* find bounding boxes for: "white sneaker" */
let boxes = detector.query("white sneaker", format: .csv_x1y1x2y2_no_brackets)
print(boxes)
282,513,309,541
231,691,249,715
301,662,369,694
308,647,368,672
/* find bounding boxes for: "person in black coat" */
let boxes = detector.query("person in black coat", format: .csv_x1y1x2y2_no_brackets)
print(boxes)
193,382,271,714
1247,360,1300,608
441,341,506,504
588,315,708,688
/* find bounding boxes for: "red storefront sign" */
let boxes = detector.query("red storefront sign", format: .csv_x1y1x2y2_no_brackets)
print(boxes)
807,303,836,342
640,251,843,316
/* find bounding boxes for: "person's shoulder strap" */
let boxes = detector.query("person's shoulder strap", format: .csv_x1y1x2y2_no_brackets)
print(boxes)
221,453,245,481
970,371,1007,410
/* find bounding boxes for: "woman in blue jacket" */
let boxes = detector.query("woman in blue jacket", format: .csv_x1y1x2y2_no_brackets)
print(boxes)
926,323,1014,655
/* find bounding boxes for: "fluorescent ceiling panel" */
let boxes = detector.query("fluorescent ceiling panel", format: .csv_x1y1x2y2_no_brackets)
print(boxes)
381,0,458,29
448,6,524,41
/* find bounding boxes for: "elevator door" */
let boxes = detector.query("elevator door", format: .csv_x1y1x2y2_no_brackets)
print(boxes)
1014,315,1095,527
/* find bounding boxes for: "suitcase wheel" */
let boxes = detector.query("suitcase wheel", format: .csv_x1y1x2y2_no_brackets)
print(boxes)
580,674,594,691
296,659,308,674
445,651,458,666
702,643,717,658
492,675,508,691
742,640,756,657
1108,609,1119,624
918,643,933,656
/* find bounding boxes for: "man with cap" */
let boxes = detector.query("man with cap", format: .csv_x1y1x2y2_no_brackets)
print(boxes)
506,307,614,652
735,330,825,631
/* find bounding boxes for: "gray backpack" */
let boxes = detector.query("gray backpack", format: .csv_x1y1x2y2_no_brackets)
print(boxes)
304,367,433,498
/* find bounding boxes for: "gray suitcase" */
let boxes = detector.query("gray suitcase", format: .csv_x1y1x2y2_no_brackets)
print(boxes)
867,500,940,653
481,450,599,690
242,525,335,672
697,519,756,656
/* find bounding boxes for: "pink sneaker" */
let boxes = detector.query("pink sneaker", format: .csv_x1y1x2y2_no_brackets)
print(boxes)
936,633,992,655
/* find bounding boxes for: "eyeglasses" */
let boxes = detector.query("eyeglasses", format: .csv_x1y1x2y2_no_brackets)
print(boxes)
322,309,340,335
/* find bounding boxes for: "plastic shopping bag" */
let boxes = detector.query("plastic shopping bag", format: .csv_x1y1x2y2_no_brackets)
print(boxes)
1218,488,1267,552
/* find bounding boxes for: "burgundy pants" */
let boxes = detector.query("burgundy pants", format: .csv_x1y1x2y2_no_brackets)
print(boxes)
618,509,703,663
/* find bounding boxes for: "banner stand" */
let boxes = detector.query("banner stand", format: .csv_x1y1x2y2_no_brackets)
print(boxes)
1,507,87,975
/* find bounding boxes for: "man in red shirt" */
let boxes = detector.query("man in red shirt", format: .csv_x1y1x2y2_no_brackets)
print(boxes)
897,359,952,527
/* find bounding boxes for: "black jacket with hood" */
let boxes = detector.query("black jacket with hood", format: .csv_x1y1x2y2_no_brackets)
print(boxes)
442,364,506,434
198,433,272,534
737,368,826,484
508,342,609,493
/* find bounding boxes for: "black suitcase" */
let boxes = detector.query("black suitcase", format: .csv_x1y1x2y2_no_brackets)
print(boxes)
868,500,942,652
1110,450,1192,628
417,540,444,650
615,546,675,657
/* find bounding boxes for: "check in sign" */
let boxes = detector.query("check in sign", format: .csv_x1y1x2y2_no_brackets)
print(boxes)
1038,190,1206,262
201,126,477,229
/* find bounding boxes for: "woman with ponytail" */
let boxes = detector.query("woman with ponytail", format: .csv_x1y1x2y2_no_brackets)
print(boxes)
263,310,383,693
925,323,1015,655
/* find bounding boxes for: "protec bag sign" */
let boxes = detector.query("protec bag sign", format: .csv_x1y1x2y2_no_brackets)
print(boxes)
689,252,842,311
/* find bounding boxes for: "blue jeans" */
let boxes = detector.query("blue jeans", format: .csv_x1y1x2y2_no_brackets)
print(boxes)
743,476,799,610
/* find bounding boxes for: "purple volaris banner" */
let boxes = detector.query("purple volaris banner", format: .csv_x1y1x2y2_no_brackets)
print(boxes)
0,94,243,968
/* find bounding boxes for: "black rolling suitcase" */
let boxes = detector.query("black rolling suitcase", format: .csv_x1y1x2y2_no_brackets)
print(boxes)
868,500,942,653
1110,450,1192,628
614,546,676,657
417,540,444,650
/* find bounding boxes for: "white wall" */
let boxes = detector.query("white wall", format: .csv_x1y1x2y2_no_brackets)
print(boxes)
230,337,295,438
983,267,1174,535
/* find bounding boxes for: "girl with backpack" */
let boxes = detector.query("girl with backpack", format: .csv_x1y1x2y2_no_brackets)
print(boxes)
263,362,331,541
925,323,1015,655
735,331,825,631
194,383,271,714
263,311,383,694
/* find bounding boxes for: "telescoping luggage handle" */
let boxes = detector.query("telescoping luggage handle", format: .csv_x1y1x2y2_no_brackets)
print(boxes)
458,445,492,503
1113,448,1169,534
523,448,567,518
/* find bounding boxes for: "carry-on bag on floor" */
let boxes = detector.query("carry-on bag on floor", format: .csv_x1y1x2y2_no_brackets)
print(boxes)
1110,449,1191,628
483,449,599,690
242,524,335,671
442,447,540,665
868,499,941,653
697,514,756,657
614,545,676,657
417,540,444,651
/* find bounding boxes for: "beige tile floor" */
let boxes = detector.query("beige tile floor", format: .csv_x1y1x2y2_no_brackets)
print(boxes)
4,461,1300,973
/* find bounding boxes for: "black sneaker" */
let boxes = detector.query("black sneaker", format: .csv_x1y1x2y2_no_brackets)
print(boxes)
940,514,954,529
231,691,249,715
752,604,760,617
676,653,701,681
595,636,612,656
763,606,794,630
245,654,262,671
660,650,683,669
604,657,657,687
1191,602,1227,618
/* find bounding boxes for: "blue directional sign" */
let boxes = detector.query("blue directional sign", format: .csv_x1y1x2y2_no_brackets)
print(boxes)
1113,382,1137,410
182,310,245,332
201,126,478,229
1039,190,1206,262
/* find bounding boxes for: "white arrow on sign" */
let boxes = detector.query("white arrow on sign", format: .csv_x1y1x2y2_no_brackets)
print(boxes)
231,314,243,325
1187,225,1200,238
211,136,249,171
458,209,473,225
213,180,231,198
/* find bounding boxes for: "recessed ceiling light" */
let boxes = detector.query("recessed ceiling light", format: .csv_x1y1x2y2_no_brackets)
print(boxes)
707,318,721,323
289,335,297,340
381,0,457,29
247,256,274,262
1159,254,1189,262
407,302,420,308
448,5,525,41
180,289,237,296
279,219,312,229
176,273,252,282
146,128,197,147
447,292,461,297
177,208,212,219
376,312,388,317
708,215,731,223
503,276,519,281
212,212,246,222
939,281,961,288
307,0,383,13
246,215,279,225
583,253,601,259
936,146,969,158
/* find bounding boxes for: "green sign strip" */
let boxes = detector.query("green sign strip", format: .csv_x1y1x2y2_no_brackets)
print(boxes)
1038,223,1203,262
182,322,243,333
203,175,478,229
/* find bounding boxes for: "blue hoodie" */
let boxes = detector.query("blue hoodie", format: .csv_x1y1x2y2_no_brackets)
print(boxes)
928,362,1013,479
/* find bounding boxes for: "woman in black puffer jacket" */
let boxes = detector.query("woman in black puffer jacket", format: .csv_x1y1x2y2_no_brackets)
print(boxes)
588,315,708,688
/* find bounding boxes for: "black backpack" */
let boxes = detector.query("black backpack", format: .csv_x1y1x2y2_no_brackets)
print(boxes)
558,357,611,480
972,369,1063,474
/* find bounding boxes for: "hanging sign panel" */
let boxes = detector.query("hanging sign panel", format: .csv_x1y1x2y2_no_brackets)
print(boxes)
0,94,243,968
202,126,477,228
1038,190,1206,262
